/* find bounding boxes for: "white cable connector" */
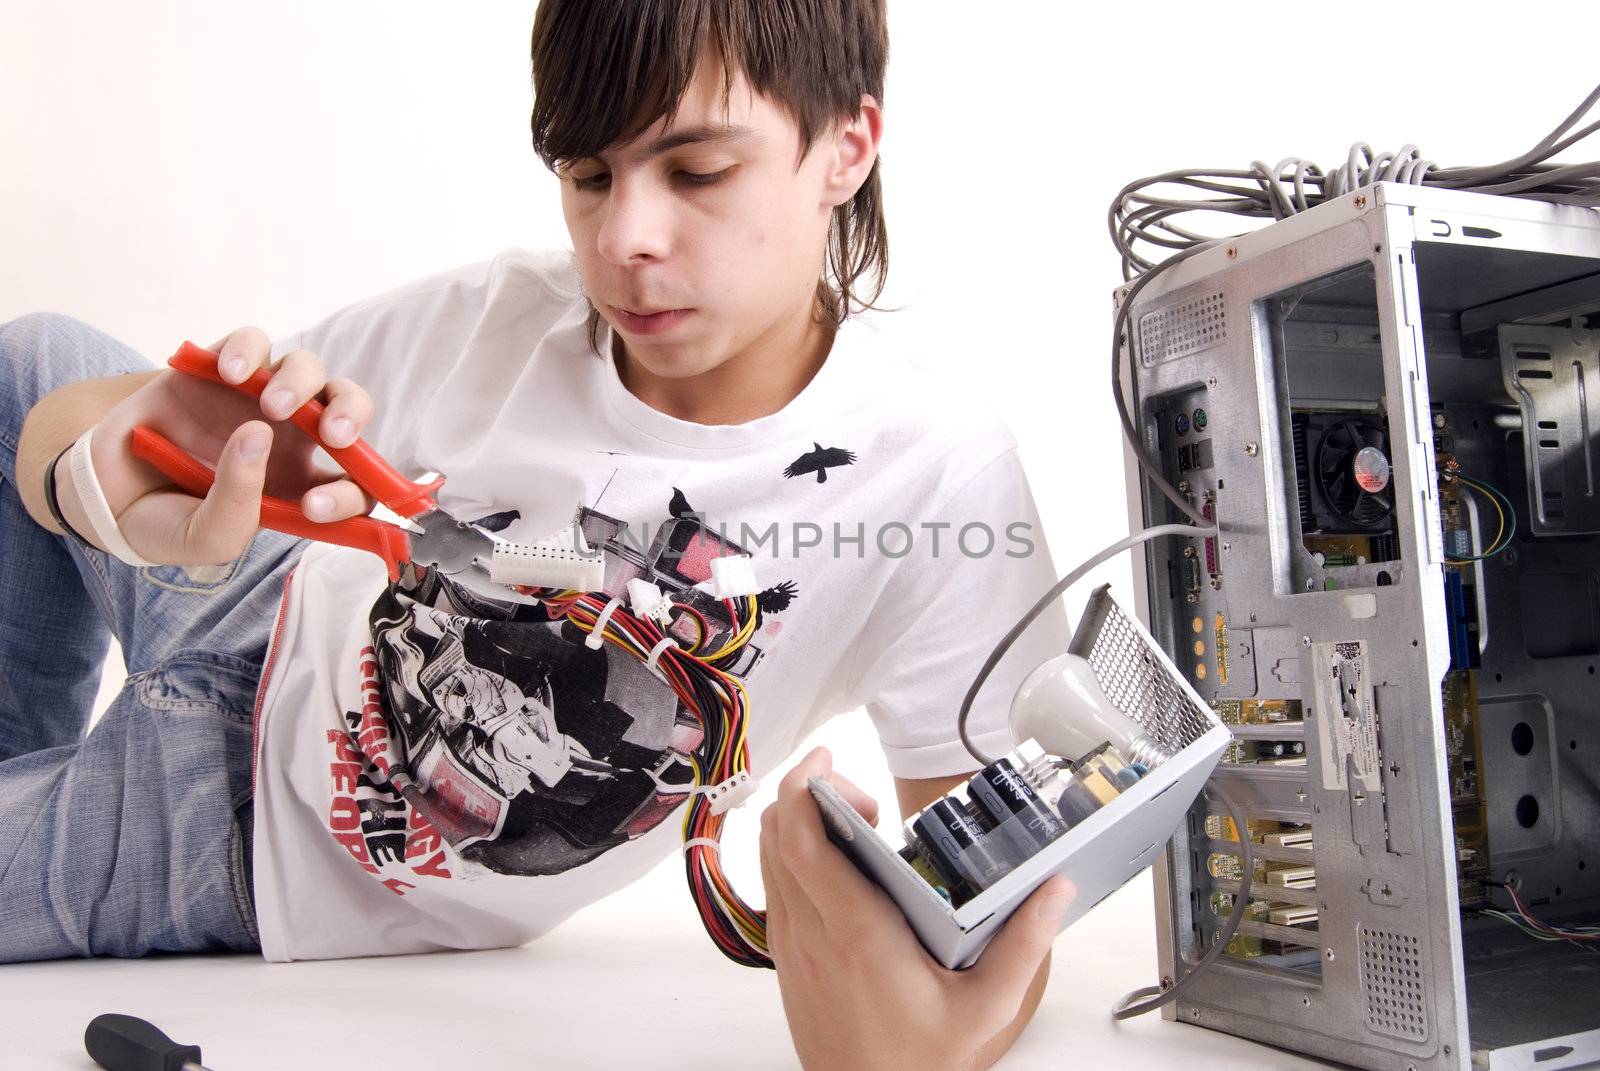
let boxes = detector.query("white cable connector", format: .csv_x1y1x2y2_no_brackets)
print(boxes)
697,770,758,815
489,529,605,592
626,578,675,626
66,426,156,567
695,554,760,600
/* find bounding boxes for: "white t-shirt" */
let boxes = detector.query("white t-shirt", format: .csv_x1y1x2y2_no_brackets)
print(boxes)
251,248,1071,961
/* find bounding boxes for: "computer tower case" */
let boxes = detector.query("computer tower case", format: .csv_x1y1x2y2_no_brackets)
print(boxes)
1120,182,1600,1070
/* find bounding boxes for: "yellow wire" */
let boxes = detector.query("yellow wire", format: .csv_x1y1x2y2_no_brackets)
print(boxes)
572,605,753,777
1456,476,1505,555
568,595,764,957
683,610,708,653
701,595,759,661
681,754,768,954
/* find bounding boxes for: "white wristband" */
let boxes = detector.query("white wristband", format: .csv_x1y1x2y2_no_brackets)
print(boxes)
66,426,156,567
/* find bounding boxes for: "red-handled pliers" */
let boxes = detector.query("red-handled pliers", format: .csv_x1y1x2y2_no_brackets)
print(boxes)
129,341,512,598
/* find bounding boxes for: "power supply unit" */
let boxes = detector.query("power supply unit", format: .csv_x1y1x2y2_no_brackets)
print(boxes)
812,585,1230,971
1120,182,1600,1070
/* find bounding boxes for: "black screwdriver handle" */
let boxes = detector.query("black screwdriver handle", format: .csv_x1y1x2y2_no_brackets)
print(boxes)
85,1013,206,1071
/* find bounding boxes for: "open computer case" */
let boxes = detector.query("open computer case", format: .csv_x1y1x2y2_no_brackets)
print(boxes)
1121,183,1600,1070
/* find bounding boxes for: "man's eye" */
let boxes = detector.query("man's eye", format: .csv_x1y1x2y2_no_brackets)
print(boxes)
676,167,733,187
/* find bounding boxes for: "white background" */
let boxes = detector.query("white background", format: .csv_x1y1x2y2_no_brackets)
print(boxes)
2,2,1596,1067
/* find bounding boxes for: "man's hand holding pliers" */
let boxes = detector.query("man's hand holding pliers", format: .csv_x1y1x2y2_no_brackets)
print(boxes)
72,325,508,599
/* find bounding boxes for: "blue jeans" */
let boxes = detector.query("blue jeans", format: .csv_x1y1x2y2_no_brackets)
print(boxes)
0,313,307,961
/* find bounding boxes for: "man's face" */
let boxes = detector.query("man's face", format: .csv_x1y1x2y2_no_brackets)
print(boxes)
559,53,839,382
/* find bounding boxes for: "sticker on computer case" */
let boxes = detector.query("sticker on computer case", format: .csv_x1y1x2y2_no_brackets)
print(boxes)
1311,639,1383,793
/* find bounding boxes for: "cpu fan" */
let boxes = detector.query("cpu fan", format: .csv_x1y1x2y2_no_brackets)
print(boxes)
1313,416,1394,531
1292,412,1397,535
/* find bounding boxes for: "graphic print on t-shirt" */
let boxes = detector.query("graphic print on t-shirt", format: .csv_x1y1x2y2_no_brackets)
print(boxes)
782,441,857,483
336,488,799,883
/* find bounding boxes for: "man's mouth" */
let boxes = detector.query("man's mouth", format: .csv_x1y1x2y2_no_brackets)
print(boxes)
609,305,693,336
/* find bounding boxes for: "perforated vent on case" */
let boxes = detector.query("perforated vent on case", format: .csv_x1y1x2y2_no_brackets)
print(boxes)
1137,290,1226,367
1359,926,1429,1042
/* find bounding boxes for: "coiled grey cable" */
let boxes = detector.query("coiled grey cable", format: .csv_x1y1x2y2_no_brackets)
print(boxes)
1109,82,1600,535
1110,82,1600,282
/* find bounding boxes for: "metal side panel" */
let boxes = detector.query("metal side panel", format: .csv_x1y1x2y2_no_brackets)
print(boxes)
1498,323,1600,535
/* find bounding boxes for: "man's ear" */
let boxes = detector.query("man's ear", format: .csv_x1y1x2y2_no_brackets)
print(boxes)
820,93,883,208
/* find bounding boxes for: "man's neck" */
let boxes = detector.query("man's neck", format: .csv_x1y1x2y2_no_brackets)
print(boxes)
612,301,833,426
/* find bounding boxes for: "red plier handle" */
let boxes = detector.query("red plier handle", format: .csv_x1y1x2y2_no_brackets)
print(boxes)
128,341,446,581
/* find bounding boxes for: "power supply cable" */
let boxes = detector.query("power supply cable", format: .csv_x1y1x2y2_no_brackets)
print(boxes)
516,584,772,967
956,522,1204,769
1111,779,1255,1020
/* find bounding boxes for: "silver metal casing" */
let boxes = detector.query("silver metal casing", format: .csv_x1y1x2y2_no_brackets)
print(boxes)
1120,183,1600,1071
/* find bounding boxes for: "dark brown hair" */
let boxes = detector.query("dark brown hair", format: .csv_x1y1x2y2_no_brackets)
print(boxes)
530,0,889,351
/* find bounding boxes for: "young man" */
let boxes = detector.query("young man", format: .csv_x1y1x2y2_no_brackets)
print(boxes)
2,2,1074,1066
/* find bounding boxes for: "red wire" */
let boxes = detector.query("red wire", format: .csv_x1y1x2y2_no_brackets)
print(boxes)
1507,884,1600,941
677,602,712,634
539,588,765,962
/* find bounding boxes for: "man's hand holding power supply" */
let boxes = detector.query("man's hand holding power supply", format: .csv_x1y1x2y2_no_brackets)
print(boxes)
761,746,1074,1071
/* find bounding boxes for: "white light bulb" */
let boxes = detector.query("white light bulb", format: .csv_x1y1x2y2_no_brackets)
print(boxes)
1009,652,1172,768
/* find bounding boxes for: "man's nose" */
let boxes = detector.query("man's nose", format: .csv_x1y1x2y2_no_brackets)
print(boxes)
596,178,672,265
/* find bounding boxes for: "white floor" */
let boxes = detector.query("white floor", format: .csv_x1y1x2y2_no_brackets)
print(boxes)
1,657,1337,1070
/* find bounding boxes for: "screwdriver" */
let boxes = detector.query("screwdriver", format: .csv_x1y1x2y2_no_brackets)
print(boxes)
84,1013,216,1071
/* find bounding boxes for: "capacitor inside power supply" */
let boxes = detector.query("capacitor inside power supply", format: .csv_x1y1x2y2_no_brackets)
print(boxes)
909,797,1015,896
965,755,1068,856
899,738,1148,907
